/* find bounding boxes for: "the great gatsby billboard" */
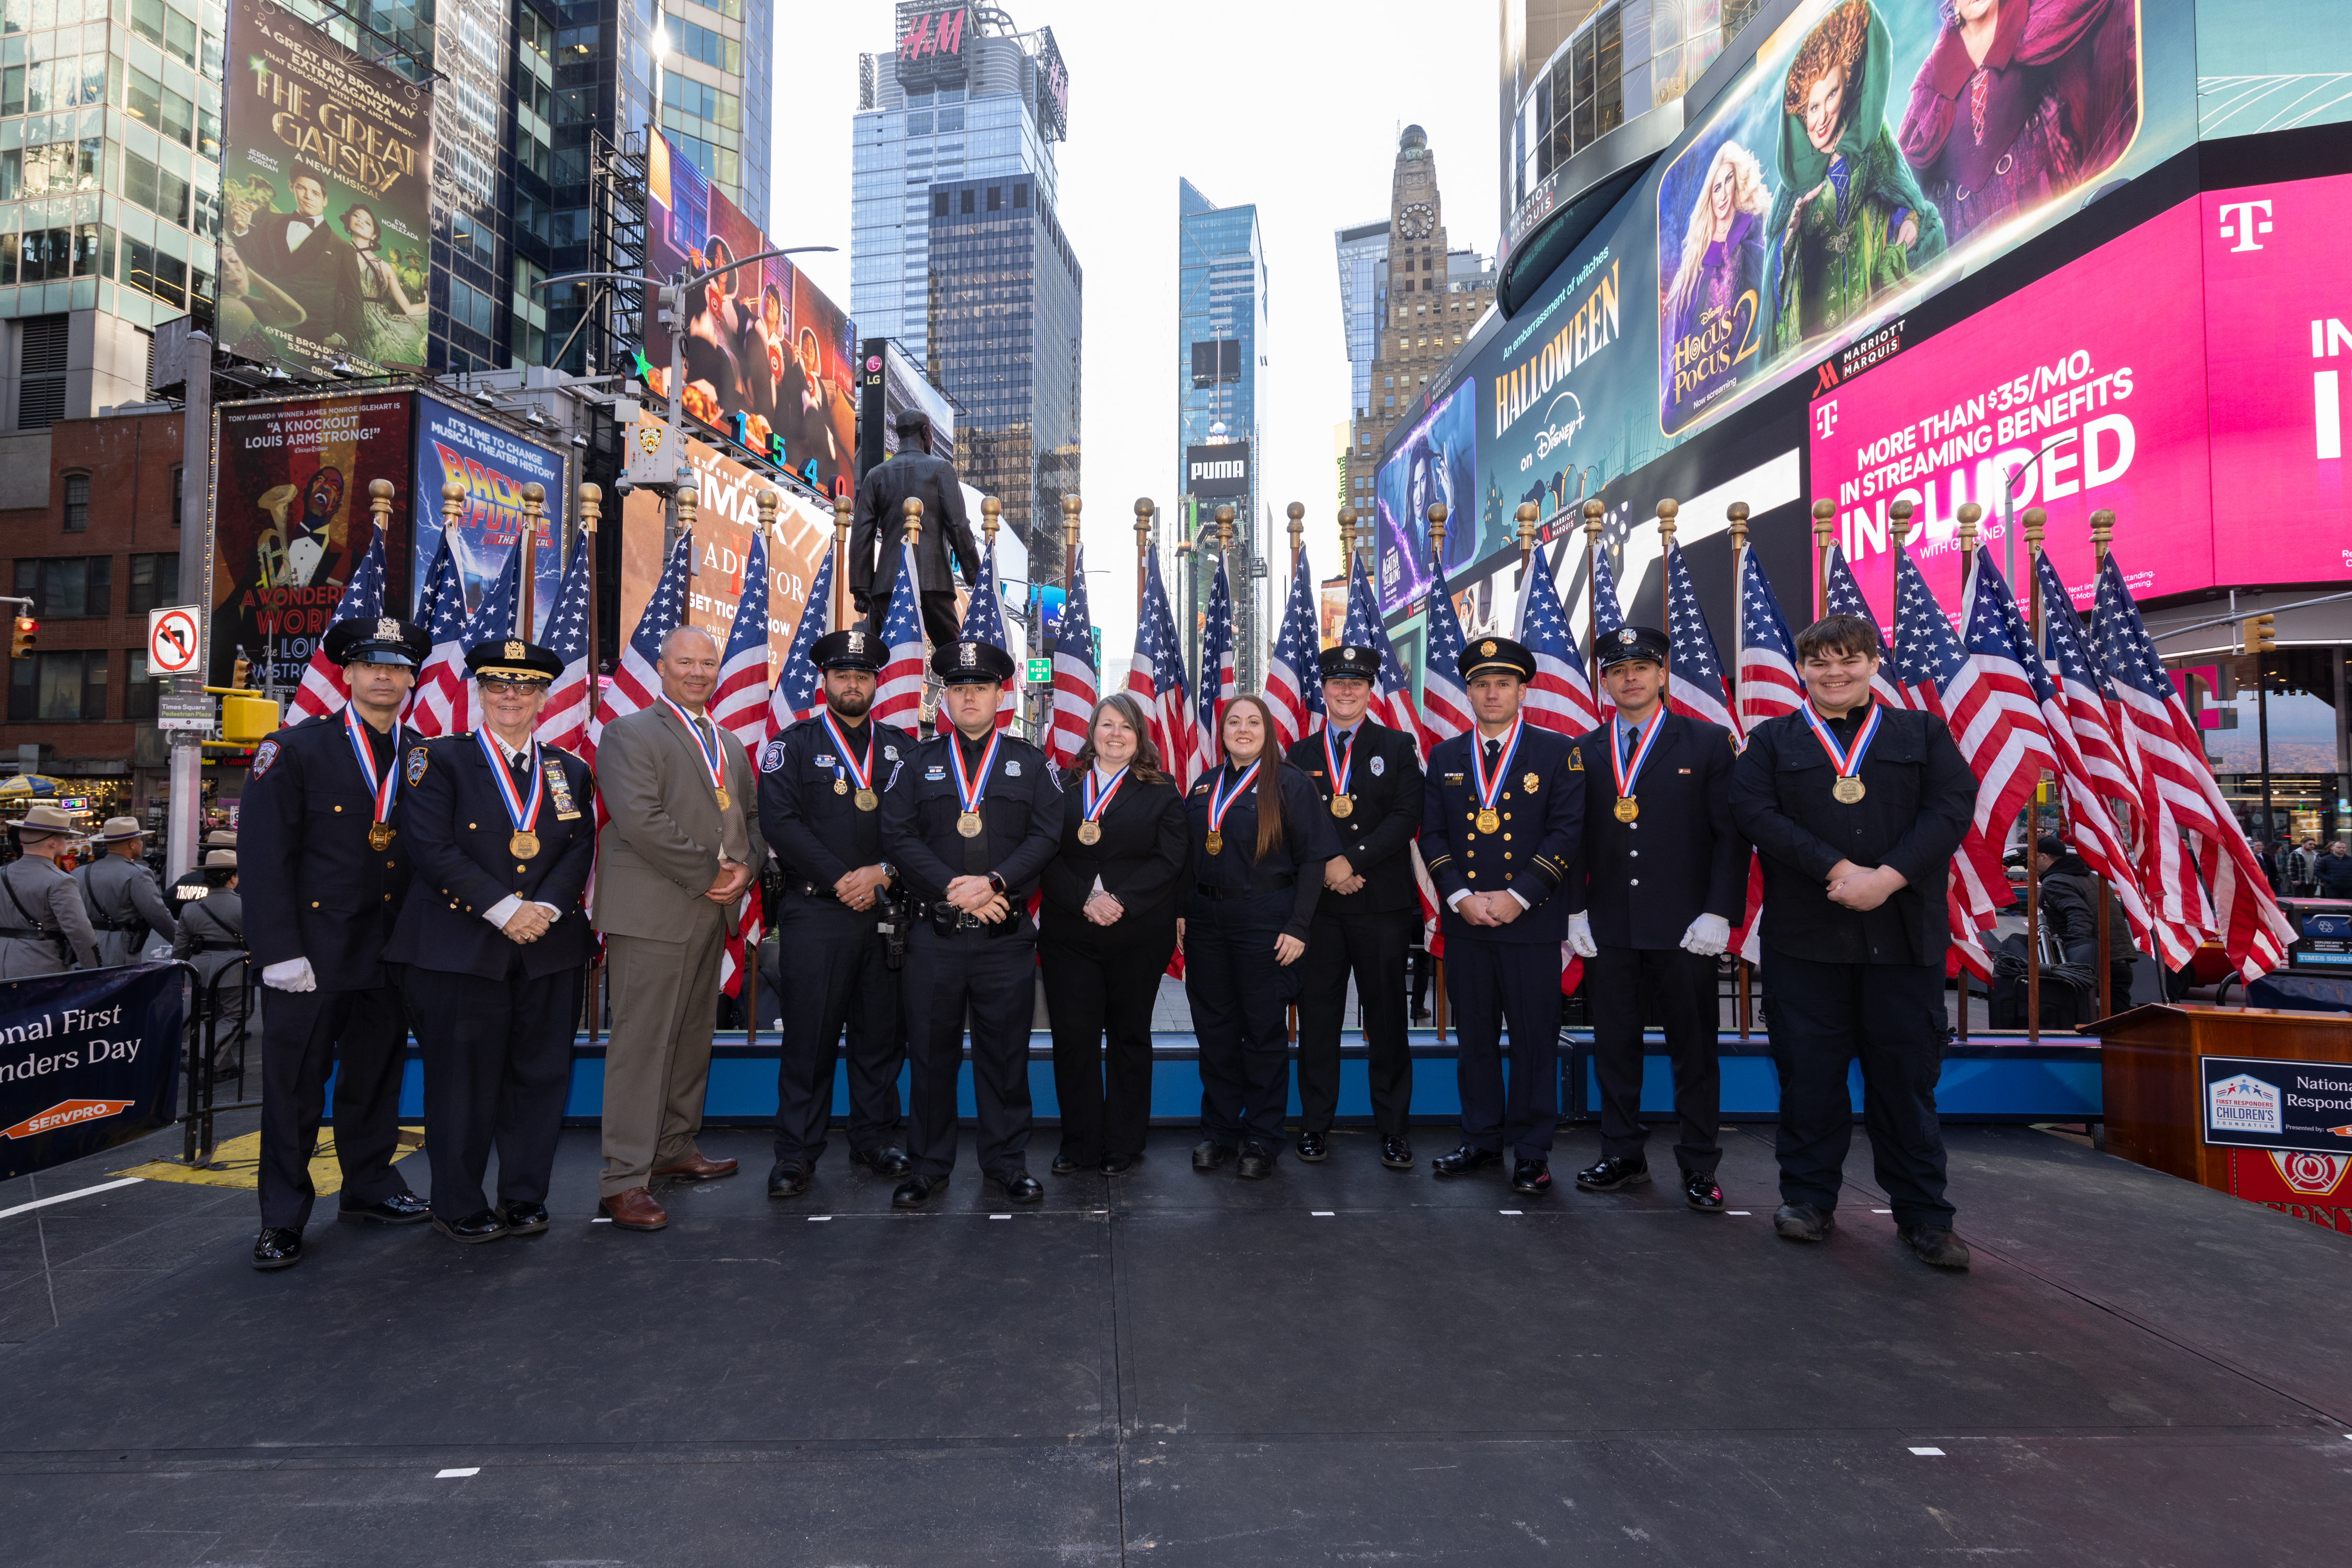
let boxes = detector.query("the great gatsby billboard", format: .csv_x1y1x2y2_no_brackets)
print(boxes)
218,0,432,378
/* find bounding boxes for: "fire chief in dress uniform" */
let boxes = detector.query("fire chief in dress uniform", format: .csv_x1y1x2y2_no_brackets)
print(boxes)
756,626,916,1198
1285,643,1424,1170
243,616,435,1271
385,639,595,1244
1563,625,1747,1212
1417,636,1582,1196
881,640,1063,1209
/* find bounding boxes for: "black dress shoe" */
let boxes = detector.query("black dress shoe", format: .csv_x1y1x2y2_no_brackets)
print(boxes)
1683,1171,1725,1212
1380,1135,1415,1170
767,1159,812,1199
1509,1159,1552,1196
1899,1224,1973,1271
251,1227,303,1270
1050,1152,1088,1177
1573,1156,1650,1192
891,1173,949,1209
1192,1140,1233,1172
1773,1202,1835,1242
1235,1146,1275,1180
851,1145,913,1178
501,1202,550,1234
1295,1131,1329,1163
338,1191,431,1225
990,1170,1044,1204
1431,1145,1502,1178
1100,1152,1137,1177
433,1208,508,1244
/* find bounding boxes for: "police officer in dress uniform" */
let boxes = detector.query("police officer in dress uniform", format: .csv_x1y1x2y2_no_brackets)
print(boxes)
243,616,434,1271
1417,637,1582,1196
880,640,1063,1209
385,639,597,1244
1285,644,1424,1169
0,804,100,976
76,816,177,965
1563,625,1748,1211
757,626,916,1198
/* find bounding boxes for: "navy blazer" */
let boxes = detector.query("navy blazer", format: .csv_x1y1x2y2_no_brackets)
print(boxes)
1562,710,1749,950
1283,720,1425,915
384,733,598,980
240,712,417,990
1417,722,1582,946
1184,760,1340,939
881,728,1064,906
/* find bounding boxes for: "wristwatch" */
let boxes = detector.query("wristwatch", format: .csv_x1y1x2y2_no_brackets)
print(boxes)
987,872,1007,895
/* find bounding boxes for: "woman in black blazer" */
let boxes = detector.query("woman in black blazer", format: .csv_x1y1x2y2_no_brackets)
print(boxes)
1040,692,1190,1175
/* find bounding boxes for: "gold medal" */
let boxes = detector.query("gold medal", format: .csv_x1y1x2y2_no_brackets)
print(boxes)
1832,776,1866,804
1205,829,1225,856
1613,797,1638,823
958,810,985,838
511,830,540,859
714,786,731,812
855,788,878,812
368,823,394,850
835,777,848,795
1330,795,1354,818
1077,821,1102,846
1475,808,1500,834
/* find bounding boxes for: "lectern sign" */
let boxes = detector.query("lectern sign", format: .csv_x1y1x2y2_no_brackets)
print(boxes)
2200,1055,2352,1157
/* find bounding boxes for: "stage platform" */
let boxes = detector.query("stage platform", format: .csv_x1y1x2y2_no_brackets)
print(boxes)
5,1108,2350,1565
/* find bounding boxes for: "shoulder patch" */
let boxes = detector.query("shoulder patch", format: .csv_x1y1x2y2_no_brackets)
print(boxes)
252,739,280,778
760,737,789,774
405,746,430,785
1568,747,1584,770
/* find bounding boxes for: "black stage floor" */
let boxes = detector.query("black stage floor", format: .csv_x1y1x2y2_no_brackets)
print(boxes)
5,1114,2351,1566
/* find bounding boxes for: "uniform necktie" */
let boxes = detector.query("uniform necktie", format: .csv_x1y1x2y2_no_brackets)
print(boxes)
1333,730,1351,766
1620,724,1637,768
1483,738,1501,769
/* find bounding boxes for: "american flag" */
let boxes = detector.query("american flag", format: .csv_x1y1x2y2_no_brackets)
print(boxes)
1047,546,1099,768
766,551,833,738
399,537,470,733
1890,541,2005,977
1735,544,1805,730
1661,535,1737,735
591,529,693,750
708,527,772,750
1127,550,1200,788
534,529,595,757
1515,540,1598,737
2092,552,2291,981
1194,549,1237,769
426,546,521,737
1587,534,1627,640
870,531,929,732
960,527,1019,732
1822,544,1908,709
289,523,389,720
1340,554,1415,740
1419,557,1472,751
1263,546,1326,747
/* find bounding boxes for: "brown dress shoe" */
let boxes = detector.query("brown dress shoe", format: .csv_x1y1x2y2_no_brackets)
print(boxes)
651,1151,739,1181
598,1187,668,1231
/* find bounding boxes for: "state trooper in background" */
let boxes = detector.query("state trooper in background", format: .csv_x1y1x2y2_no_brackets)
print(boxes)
76,815,177,966
0,804,100,976
175,849,250,1073
171,829,238,910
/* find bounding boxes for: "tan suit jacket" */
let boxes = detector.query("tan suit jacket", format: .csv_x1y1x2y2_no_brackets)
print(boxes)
589,704,767,939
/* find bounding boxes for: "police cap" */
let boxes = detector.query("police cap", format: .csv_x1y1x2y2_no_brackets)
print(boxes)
812,627,884,673
1597,624,1670,670
325,616,431,668
465,638,563,684
1456,636,1537,682
1318,644,1381,682
931,639,1015,685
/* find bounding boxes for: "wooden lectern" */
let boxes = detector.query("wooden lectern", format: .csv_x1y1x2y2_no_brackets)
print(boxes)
2092,1002,2352,1191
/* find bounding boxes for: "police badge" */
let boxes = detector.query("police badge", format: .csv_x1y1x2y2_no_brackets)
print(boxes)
405,746,430,785
1369,755,1385,776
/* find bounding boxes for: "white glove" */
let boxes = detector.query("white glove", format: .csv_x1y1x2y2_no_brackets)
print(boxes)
1566,909,1599,959
262,956,317,993
1680,913,1731,957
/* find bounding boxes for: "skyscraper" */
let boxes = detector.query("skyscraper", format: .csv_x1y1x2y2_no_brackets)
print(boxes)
1334,218,1388,423
1177,178,1265,691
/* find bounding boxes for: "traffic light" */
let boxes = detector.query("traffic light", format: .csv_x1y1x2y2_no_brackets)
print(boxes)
2242,614,2277,655
9,616,34,658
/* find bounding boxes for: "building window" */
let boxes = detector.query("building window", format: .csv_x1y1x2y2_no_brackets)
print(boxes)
933,190,949,217
987,186,1001,211
127,554,180,614
126,652,158,722
61,472,88,532
169,466,182,527
1014,185,1029,208
14,556,111,618
960,189,974,214
9,650,108,721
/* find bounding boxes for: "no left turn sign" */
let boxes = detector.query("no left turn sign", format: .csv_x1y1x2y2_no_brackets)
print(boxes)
147,605,201,675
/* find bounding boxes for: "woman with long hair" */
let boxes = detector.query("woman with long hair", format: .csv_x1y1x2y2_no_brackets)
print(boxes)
1661,140,1770,421
1181,694,1339,1180
334,205,424,367
1039,694,1190,1175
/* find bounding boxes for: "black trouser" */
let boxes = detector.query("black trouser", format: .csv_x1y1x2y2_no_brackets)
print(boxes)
773,891,905,1163
1297,906,1415,1136
867,589,962,654
902,919,1037,1180
257,983,414,1229
1041,920,1174,1163
1588,943,1721,1174
1759,947,1954,1228
1184,889,1294,1154
404,962,581,1220
1445,933,1562,1159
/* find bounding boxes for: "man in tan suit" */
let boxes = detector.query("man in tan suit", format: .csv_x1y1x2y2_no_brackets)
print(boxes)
591,625,768,1230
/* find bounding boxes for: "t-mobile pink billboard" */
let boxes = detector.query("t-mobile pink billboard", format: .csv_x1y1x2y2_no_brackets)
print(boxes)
1809,171,2352,621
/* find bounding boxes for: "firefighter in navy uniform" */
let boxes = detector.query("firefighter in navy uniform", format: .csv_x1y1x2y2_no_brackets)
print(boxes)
1562,625,1748,1212
1416,637,1583,1196
756,626,917,1198
241,616,434,1271
384,639,597,1244
880,640,1063,1209
1285,643,1424,1169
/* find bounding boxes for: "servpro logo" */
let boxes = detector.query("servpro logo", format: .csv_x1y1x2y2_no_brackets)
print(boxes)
2,1099,132,1139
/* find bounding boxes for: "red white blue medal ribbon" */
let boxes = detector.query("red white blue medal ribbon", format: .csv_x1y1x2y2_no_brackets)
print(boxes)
1205,759,1260,854
1609,714,1665,801
821,710,873,793
950,729,1001,816
1801,699,1882,780
1081,764,1128,825
1321,726,1356,798
475,726,543,835
1470,718,1524,818
343,704,399,827
659,694,726,794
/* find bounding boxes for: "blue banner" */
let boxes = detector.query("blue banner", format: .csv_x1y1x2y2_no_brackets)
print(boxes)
0,964,185,1182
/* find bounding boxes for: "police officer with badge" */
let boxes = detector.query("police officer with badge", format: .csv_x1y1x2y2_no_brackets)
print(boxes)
385,638,596,1244
1285,643,1424,1169
757,626,916,1198
242,616,434,1270
1563,625,1747,1211
1416,637,1582,1196
880,640,1062,1209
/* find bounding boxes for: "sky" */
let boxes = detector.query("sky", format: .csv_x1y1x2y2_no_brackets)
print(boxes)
778,1,1503,662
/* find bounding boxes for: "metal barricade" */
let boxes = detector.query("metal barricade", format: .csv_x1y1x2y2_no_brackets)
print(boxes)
176,953,259,1169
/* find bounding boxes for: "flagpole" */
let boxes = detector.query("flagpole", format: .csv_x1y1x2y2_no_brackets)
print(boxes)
1063,495,1083,746
1582,498,1605,690
2091,508,2117,1020
1957,500,1982,1043
1338,503,1357,580
831,493,853,638
1515,503,1538,597
1812,499,1835,618
1427,499,1450,1046
518,482,543,637
1728,500,1753,1042
1134,497,1154,615
1428,501,1448,604
574,481,602,1056
2023,503,2049,1043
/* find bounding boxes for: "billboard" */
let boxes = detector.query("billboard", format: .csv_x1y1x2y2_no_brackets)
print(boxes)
209,393,413,690
1372,378,1479,615
217,0,432,378
644,132,858,499
856,336,958,479
411,399,569,638
1185,444,1250,499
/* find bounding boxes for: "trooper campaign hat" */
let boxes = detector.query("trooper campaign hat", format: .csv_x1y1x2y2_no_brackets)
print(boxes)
1456,636,1537,682
202,848,237,869
14,804,74,839
932,639,1016,685
92,815,146,843
812,628,884,673
465,638,564,684
325,616,432,668
1597,624,1671,670
1318,644,1381,682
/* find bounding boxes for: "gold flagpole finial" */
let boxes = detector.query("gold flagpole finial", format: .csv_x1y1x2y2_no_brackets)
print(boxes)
1655,497,1679,548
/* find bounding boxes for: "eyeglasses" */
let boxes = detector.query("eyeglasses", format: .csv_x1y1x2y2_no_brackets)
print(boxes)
479,678,543,697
